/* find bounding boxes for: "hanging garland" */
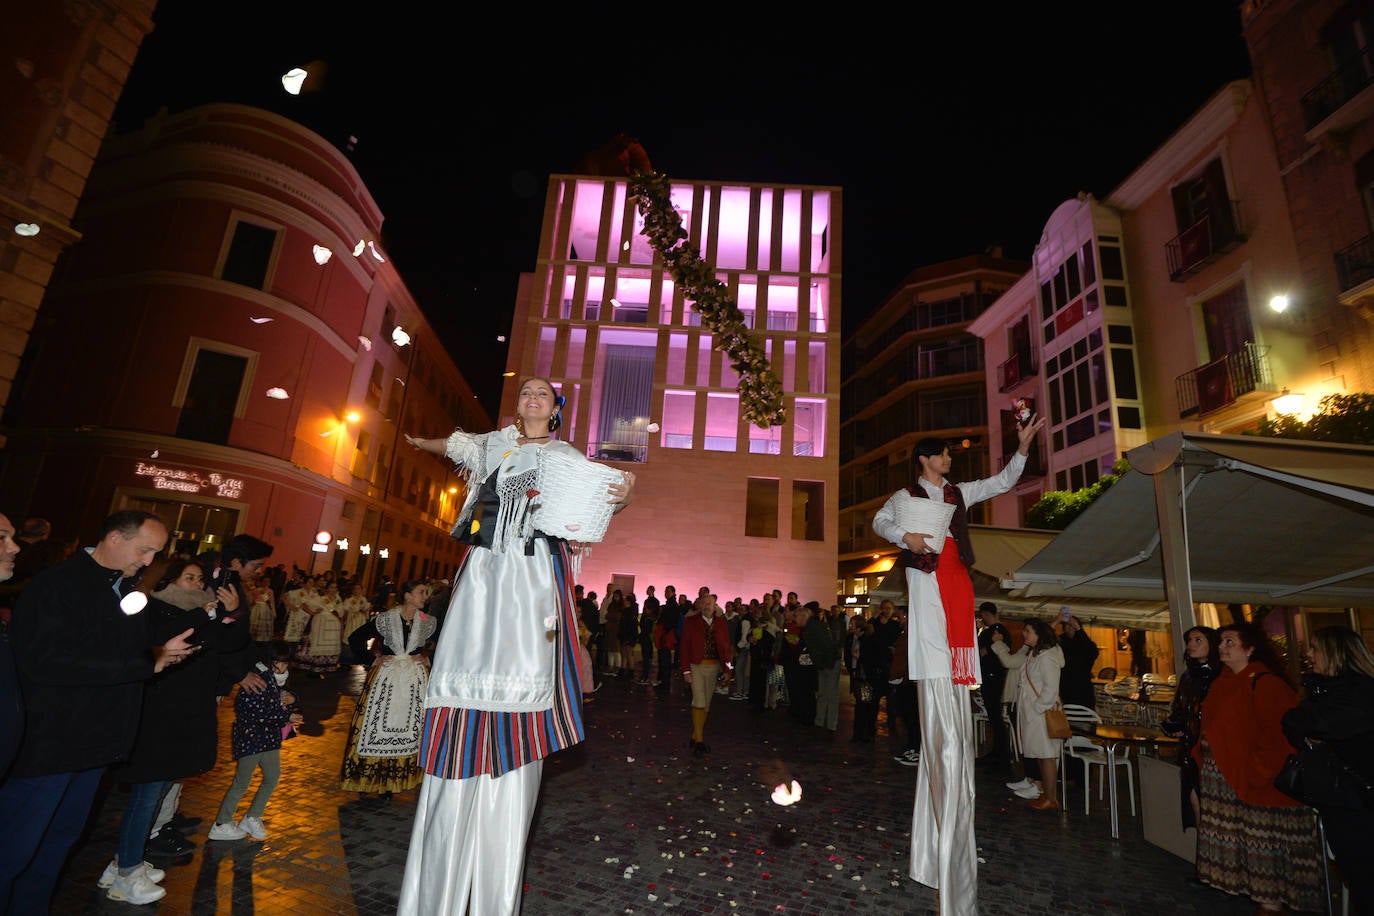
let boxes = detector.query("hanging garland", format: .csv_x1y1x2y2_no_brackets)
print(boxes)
630,171,786,429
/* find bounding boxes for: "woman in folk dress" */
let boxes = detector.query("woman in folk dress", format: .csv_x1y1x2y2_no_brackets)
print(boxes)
340,578,437,798
397,376,635,915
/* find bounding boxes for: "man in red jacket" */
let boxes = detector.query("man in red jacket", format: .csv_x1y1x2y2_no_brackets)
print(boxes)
679,594,733,757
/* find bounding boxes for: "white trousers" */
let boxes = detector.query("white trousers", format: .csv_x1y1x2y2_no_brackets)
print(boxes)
397,760,543,915
910,677,978,916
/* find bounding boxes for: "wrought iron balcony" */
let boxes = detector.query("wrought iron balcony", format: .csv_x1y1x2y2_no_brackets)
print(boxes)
1302,50,1374,131
997,349,1036,392
1334,234,1374,294
1165,202,1245,280
1174,341,1273,418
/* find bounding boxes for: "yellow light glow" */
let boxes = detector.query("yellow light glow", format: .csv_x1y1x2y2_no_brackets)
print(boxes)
1269,294,1290,314
344,411,361,423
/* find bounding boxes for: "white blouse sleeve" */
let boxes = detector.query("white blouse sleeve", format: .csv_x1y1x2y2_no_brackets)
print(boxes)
956,451,1027,508
871,490,909,549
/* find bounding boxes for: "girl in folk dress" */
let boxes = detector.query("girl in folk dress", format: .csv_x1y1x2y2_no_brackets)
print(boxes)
339,582,372,666
248,578,276,645
340,578,437,798
294,581,344,674
281,581,312,653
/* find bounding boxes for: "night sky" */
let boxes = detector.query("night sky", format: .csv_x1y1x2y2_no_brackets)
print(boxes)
111,5,1253,419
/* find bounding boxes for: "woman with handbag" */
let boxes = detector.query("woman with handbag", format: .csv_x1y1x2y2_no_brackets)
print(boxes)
1280,626,1374,914
992,618,1064,811
1196,621,1322,915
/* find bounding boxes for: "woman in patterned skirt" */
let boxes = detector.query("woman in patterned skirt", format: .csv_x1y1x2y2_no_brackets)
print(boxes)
1196,620,1322,914
294,580,344,674
339,577,436,798
247,576,276,646
396,377,635,915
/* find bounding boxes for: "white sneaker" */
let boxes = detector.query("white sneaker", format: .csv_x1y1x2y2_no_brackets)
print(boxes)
240,816,267,840
107,870,167,904
98,859,165,889
1013,784,1043,800
207,821,247,840
1006,778,1032,791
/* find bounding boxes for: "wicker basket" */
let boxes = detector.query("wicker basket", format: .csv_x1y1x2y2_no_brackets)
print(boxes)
893,495,956,554
532,448,625,542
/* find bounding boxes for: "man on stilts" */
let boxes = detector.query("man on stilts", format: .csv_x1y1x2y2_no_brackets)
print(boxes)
873,413,1045,916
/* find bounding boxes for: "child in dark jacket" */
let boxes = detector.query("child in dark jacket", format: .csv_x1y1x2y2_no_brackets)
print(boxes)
207,658,302,841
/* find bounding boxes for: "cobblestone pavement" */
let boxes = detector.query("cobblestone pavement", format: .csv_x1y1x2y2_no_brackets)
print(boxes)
51,663,1277,914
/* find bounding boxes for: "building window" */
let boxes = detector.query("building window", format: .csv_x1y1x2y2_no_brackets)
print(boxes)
661,390,695,449
219,219,278,290
793,398,825,457
173,339,256,445
704,393,738,452
791,480,825,541
808,341,827,393
350,430,371,478
746,477,779,538
1200,283,1254,359
366,362,384,409
594,344,655,461
385,376,403,420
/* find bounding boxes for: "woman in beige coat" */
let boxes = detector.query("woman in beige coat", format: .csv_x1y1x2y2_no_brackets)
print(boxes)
992,618,1065,810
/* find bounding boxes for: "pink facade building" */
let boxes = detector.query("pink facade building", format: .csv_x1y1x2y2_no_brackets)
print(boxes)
0,104,487,582
500,175,841,604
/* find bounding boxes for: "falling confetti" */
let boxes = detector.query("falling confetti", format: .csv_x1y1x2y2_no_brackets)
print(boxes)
771,781,802,806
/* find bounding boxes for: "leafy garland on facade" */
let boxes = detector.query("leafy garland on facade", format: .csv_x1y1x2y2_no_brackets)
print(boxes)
630,171,786,428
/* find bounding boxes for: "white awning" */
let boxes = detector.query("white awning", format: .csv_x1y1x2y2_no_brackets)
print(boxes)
1006,432,1374,609
870,525,1173,630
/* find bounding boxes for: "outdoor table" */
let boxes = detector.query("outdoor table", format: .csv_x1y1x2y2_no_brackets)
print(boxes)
1069,723,1180,838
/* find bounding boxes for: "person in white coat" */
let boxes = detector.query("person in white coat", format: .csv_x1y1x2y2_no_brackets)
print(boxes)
992,619,1065,810
871,413,1045,916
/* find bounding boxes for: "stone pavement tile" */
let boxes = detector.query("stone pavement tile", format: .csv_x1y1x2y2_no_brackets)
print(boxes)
51,666,1268,914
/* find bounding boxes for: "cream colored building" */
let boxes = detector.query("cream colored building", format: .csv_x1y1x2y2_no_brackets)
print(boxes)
972,79,1305,525
500,175,841,604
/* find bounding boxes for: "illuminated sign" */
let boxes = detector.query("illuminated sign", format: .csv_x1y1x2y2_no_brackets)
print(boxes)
133,462,245,499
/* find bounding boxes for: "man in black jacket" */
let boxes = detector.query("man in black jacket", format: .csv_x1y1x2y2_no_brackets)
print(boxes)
975,602,1012,769
0,510,199,911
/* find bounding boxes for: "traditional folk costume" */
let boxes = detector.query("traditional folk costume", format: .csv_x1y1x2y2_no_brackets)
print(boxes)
249,585,276,644
340,595,371,648
339,608,437,794
398,427,594,916
872,451,1028,916
294,591,343,673
281,587,310,649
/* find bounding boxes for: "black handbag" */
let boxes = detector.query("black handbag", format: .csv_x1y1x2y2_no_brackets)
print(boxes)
1274,740,1373,809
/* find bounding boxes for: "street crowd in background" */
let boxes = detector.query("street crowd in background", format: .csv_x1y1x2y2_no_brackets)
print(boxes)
1,509,1371,913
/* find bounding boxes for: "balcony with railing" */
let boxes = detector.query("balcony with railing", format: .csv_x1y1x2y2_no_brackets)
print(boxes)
997,348,1036,392
1301,49,1374,134
1334,235,1374,298
1174,341,1273,418
1165,202,1245,280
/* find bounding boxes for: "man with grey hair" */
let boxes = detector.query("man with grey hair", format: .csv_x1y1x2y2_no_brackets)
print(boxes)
0,510,200,910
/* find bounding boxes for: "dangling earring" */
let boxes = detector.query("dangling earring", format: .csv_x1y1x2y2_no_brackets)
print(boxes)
548,409,561,434
515,415,526,436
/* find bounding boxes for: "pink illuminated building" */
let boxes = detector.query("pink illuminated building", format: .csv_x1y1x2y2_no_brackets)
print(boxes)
499,175,841,604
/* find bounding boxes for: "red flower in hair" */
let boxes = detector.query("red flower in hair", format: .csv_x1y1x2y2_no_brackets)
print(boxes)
527,489,540,499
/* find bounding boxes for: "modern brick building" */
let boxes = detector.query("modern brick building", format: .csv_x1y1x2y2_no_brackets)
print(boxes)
500,174,841,604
